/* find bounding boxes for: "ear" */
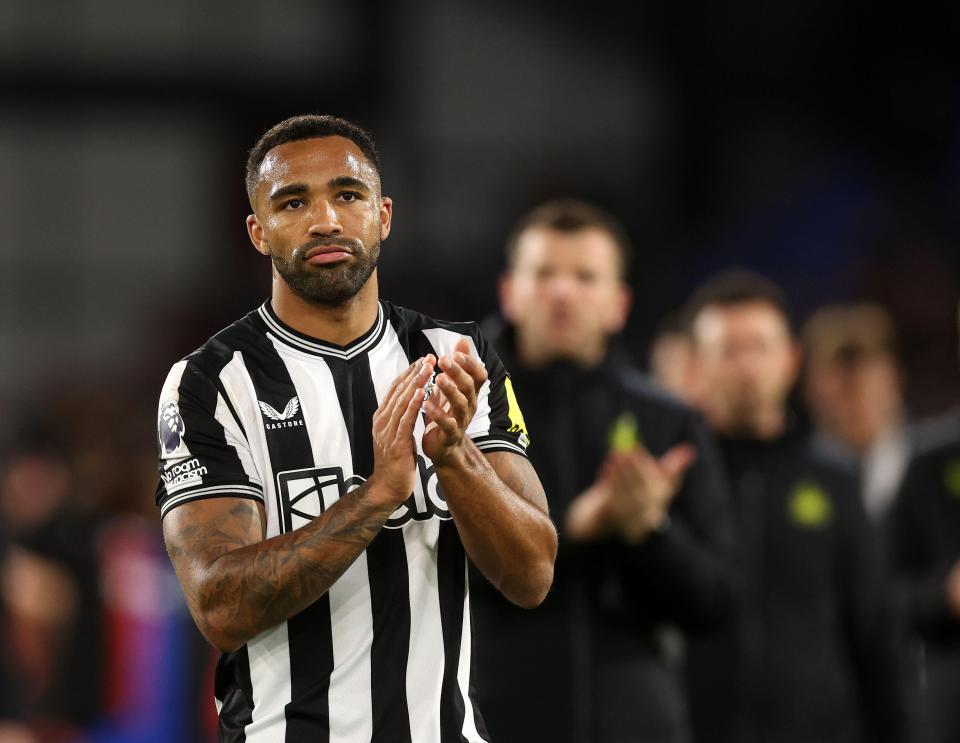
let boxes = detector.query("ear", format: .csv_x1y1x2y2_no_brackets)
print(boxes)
379,196,393,241
604,282,633,334
498,272,517,322
246,214,271,257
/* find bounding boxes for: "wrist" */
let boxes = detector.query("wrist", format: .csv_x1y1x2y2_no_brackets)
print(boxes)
431,440,471,472
365,473,411,508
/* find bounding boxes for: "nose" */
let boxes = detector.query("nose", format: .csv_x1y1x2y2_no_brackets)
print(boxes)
307,199,343,236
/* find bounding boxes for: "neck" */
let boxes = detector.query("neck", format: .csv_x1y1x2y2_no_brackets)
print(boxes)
271,271,380,346
515,329,607,371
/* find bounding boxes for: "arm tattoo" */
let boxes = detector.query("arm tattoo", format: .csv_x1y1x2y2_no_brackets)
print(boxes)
164,482,397,651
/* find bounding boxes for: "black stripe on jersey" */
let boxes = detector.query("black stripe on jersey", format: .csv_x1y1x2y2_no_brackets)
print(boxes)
238,335,334,743
215,645,255,743
326,357,414,743
437,522,469,743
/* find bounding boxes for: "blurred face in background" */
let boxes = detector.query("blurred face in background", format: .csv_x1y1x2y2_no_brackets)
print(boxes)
692,300,800,438
805,353,903,452
500,226,630,368
649,331,699,404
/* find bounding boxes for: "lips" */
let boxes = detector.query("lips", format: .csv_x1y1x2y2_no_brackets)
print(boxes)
305,244,353,265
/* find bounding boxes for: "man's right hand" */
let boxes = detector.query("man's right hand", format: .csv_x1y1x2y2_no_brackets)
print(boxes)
566,443,696,543
945,559,960,618
368,356,436,504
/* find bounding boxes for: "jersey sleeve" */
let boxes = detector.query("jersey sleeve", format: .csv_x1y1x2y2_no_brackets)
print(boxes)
155,358,264,518
465,328,531,458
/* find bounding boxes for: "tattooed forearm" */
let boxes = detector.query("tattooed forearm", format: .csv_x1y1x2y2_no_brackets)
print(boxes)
163,482,398,652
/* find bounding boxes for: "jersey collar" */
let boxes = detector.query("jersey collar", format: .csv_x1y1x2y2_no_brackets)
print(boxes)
257,300,387,360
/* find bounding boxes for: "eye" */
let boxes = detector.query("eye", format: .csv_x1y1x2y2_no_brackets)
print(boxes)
282,199,305,210
337,191,362,202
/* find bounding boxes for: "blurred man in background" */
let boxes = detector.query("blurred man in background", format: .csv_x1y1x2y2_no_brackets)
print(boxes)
648,314,699,406
472,199,736,743
887,299,960,743
803,303,910,522
0,433,103,743
684,271,906,743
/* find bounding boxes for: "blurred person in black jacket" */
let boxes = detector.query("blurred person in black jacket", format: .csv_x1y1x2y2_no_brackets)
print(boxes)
888,300,960,743
803,303,912,523
684,271,906,743
471,200,737,743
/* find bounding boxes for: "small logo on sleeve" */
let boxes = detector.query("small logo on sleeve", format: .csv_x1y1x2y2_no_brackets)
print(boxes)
258,397,305,430
159,401,186,456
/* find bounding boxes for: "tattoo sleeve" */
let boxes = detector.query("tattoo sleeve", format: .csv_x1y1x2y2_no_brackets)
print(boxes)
163,481,398,652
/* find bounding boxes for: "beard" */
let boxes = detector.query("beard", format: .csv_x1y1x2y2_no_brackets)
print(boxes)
272,235,380,307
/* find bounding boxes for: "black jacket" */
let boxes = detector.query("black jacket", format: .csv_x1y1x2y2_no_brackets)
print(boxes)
471,324,737,743
889,412,960,645
688,424,906,743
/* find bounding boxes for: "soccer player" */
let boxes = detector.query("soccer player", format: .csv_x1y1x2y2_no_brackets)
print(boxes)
154,115,557,742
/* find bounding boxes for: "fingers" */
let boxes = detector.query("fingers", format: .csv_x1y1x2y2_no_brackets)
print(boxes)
376,359,424,430
433,371,471,426
382,360,433,436
659,443,698,483
396,385,425,441
422,396,460,441
453,338,488,389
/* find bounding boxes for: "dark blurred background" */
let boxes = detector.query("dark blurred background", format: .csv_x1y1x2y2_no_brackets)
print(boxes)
1,1,958,740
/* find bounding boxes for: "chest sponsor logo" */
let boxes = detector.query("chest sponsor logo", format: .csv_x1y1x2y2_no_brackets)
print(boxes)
788,479,832,529
258,396,305,430
159,401,186,456
276,455,450,532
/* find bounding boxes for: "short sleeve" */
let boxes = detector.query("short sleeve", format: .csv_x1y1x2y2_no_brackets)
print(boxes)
155,358,264,518
464,329,531,458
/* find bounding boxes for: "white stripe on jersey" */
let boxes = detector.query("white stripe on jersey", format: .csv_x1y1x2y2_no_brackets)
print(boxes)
221,351,283,539
421,327,493,441
370,322,446,741
280,341,376,743
245,623,292,742
215,387,263,488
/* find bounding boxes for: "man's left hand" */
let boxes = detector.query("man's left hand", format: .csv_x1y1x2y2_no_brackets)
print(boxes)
422,338,487,466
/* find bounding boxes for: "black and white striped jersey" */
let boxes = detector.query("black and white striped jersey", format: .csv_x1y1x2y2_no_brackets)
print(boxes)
154,299,530,743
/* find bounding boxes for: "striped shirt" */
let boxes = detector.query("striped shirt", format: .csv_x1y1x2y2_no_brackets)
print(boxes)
155,299,529,742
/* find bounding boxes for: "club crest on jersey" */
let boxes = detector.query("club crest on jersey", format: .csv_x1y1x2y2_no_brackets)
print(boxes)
275,455,451,532
159,401,186,455
258,397,305,430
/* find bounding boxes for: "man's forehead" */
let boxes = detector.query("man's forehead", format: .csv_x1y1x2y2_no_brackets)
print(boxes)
258,136,377,188
517,226,619,267
695,302,790,340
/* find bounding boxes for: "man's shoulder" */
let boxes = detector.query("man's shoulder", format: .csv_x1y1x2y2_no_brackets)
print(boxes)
167,306,264,379
382,300,482,337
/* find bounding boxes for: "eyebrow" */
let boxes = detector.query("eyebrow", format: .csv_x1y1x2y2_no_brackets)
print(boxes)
268,176,372,202
328,175,371,191
269,183,309,201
